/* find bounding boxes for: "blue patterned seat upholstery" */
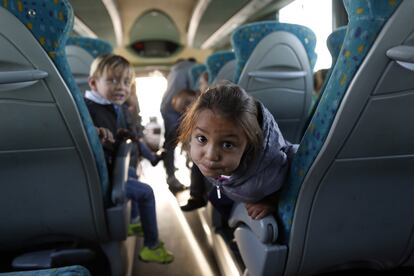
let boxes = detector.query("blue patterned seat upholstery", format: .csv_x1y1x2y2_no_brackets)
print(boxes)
206,50,235,84
278,0,402,241
310,25,348,112
232,21,317,83
0,0,109,201
327,26,348,67
66,36,113,58
189,63,207,91
229,1,414,275
0,265,90,276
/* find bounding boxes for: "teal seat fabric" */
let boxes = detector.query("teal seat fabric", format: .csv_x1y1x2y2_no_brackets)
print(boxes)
189,63,207,91
66,36,113,58
0,265,91,276
0,0,110,202
231,21,317,83
310,25,348,111
327,26,348,67
277,0,402,241
206,50,235,84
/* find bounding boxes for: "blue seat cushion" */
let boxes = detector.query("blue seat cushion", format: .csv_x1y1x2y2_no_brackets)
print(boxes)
0,265,91,276
67,36,113,58
277,0,402,241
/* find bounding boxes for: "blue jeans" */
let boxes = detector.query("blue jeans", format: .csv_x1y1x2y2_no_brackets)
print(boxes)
126,167,158,248
138,141,156,163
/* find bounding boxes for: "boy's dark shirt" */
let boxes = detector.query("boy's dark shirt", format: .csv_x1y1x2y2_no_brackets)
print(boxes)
84,98,136,169
85,98,117,168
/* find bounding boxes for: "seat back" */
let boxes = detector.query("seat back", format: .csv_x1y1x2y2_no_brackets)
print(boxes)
327,26,348,68
306,25,348,133
189,63,207,91
317,25,348,102
0,0,111,250
205,50,235,84
65,37,113,94
232,22,317,143
277,0,414,274
213,59,236,85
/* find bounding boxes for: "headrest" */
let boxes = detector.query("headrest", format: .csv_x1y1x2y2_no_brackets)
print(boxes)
67,36,113,58
327,26,348,66
232,21,317,83
189,63,207,91
206,51,235,84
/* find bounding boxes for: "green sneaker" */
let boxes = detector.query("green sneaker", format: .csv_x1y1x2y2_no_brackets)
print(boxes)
139,242,174,264
128,223,143,236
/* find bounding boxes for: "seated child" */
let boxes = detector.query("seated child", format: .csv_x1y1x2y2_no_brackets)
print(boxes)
178,82,297,220
85,53,173,264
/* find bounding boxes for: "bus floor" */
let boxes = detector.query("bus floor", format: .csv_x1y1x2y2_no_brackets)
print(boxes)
131,156,221,276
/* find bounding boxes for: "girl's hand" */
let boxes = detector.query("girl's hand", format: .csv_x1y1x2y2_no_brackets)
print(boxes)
96,127,115,144
245,201,276,220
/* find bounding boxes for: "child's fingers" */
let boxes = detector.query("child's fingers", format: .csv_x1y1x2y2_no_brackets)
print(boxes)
254,209,269,220
105,129,115,143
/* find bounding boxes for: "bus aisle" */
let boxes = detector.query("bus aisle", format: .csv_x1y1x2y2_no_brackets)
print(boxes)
131,152,221,276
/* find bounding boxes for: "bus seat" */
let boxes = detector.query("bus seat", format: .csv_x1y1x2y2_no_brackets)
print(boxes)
232,22,317,143
205,50,235,84
230,0,414,275
213,59,237,85
0,265,91,276
67,36,113,59
327,26,348,68
317,25,348,103
189,63,207,91
307,25,348,130
65,37,113,94
0,1,132,275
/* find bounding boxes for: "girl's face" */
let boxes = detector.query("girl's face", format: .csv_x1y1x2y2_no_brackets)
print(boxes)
190,109,248,178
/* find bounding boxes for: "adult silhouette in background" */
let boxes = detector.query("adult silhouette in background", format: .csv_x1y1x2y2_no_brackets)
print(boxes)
160,58,196,193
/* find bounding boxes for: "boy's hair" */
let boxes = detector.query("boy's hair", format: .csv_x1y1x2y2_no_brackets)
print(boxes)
90,53,135,82
178,82,263,158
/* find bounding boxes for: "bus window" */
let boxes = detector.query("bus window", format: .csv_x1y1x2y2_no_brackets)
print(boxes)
279,0,333,70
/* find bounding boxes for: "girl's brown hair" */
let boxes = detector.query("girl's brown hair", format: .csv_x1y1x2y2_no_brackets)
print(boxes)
178,82,263,158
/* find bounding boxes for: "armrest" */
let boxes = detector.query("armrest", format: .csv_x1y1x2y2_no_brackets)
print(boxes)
106,139,133,240
228,202,278,244
0,69,48,91
111,139,133,205
248,70,306,84
387,45,414,71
